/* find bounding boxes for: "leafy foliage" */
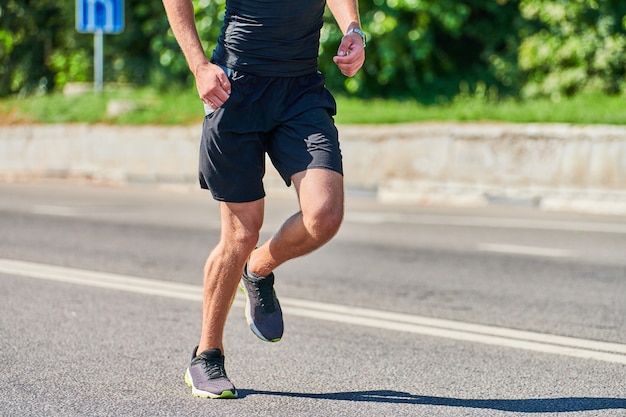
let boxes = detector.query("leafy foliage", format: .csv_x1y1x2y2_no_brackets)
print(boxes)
0,0,68,96
1,0,624,101
519,0,626,98
321,0,525,100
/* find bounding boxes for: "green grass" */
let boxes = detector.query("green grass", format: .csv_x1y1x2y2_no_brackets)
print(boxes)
0,87,203,125
2,86,626,125
335,94,626,125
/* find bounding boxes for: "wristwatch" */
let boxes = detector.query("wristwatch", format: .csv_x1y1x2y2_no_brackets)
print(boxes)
346,27,367,48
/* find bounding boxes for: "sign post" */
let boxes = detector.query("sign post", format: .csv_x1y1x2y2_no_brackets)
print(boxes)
76,0,124,93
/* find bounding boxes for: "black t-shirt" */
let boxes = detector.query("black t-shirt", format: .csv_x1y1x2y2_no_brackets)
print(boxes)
211,0,325,77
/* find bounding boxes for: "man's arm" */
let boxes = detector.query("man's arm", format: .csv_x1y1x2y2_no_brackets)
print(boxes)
327,0,365,77
162,0,230,109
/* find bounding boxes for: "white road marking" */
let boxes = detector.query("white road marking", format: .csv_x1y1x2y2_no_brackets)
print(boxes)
477,243,574,258
1,258,625,365
0,258,203,301
345,212,626,234
30,205,80,217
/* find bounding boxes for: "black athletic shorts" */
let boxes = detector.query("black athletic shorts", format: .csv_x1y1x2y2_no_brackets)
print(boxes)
198,67,343,203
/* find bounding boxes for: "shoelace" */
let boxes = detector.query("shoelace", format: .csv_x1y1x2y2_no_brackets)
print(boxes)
252,279,277,313
201,357,227,379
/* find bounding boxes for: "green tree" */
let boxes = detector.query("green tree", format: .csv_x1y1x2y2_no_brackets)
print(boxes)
11,0,621,103
320,0,527,101
519,0,626,99
0,0,175,96
2,0,529,102
0,0,69,96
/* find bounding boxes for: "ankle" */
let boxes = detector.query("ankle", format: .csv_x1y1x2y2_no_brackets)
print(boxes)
247,251,272,277
246,263,266,279
197,344,224,356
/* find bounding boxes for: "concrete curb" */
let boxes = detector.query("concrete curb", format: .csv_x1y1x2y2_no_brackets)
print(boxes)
339,123,626,214
1,122,626,214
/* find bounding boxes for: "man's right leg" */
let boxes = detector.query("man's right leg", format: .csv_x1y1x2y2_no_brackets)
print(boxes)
186,199,263,399
198,199,264,354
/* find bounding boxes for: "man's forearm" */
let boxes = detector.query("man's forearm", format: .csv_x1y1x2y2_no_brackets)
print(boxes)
162,0,208,75
328,0,365,77
327,0,361,33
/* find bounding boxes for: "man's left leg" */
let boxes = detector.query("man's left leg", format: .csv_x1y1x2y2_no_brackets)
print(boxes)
239,168,343,341
249,167,344,276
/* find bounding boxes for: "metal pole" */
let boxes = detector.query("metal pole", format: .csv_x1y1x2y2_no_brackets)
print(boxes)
94,29,103,93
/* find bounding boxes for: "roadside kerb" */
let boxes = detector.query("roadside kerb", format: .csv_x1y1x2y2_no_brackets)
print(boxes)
1,122,625,214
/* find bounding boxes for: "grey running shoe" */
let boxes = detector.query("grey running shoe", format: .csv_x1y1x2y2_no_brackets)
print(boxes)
239,268,284,342
185,347,238,399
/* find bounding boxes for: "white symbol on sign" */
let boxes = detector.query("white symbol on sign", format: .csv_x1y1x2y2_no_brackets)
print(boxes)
88,0,114,32
76,0,123,33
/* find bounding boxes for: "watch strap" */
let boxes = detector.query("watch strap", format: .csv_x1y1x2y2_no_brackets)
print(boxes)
346,27,367,48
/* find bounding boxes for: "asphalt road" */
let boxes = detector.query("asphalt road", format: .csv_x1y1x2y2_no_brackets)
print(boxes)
1,180,625,416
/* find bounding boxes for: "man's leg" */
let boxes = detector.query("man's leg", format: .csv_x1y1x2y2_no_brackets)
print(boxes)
248,168,344,276
186,199,263,398
198,199,264,353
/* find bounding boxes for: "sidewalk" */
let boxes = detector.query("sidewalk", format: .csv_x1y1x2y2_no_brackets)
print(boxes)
1,122,626,214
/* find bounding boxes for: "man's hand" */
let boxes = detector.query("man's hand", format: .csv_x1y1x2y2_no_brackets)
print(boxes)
194,62,231,111
333,31,365,77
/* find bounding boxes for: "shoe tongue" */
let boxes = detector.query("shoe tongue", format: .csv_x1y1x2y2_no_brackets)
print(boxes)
260,273,274,285
253,272,275,285
199,348,223,358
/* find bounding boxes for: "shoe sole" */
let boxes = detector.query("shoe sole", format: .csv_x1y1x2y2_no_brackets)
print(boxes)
239,282,281,343
185,369,238,399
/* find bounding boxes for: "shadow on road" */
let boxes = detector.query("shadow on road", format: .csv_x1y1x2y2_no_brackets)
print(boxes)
237,390,626,413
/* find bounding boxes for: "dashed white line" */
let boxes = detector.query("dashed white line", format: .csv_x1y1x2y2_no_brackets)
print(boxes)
1,258,625,365
29,205,80,217
477,243,574,258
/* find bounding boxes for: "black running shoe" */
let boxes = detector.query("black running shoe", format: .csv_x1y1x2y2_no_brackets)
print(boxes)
185,347,238,399
239,268,284,342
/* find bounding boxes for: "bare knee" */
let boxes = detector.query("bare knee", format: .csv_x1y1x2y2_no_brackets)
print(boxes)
303,203,343,243
204,227,258,275
212,200,263,262
216,227,260,261
229,228,260,252
293,169,344,245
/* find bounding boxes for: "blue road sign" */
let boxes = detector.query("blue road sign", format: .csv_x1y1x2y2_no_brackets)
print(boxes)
76,0,124,34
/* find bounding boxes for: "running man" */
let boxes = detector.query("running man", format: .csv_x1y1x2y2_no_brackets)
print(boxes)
162,0,366,398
